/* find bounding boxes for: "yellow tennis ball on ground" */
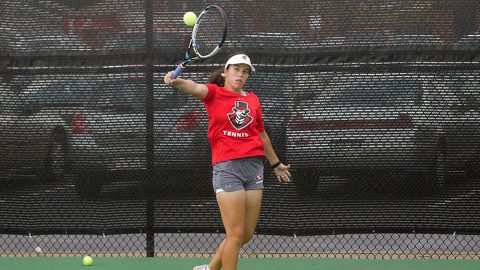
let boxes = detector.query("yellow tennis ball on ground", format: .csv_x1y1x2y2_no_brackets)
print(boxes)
82,255,93,266
183,11,197,27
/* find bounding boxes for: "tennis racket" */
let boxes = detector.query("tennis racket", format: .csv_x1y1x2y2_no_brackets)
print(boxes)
171,5,228,79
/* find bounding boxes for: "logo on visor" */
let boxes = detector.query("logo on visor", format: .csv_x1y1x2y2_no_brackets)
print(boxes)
227,101,254,130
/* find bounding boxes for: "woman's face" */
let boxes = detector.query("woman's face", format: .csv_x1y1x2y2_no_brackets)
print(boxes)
224,64,251,91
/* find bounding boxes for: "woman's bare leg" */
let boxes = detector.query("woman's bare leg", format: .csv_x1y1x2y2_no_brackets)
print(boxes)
208,189,262,270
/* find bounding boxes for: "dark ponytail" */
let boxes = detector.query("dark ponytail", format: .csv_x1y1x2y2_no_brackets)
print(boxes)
208,67,225,86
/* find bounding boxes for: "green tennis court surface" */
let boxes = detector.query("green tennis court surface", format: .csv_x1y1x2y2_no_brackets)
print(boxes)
1,257,478,270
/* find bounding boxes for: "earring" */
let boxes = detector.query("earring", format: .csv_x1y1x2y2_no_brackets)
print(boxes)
221,73,225,77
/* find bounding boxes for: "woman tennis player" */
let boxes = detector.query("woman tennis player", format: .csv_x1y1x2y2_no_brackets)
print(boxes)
164,53,291,270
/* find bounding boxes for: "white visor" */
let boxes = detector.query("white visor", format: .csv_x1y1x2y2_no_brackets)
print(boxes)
225,54,256,72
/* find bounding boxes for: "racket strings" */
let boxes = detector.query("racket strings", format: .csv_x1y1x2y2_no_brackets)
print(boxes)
193,10,225,57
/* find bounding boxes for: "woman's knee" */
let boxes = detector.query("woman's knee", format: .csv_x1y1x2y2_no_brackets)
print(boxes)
227,228,245,244
242,232,254,244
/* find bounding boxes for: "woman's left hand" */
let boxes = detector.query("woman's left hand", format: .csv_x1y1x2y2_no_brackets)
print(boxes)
274,163,291,183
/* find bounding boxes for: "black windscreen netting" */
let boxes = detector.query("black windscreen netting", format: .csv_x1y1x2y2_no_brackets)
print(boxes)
1,0,480,258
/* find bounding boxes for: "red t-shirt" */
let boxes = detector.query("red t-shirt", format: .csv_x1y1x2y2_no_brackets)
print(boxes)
203,84,265,165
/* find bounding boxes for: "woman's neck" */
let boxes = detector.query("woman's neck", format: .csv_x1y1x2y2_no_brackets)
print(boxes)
225,85,246,96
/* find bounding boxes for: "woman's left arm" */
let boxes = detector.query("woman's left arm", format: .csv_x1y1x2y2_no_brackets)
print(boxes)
260,130,291,182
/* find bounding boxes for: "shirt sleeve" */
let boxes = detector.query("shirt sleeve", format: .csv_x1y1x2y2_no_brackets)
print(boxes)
202,84,217,103
256,100,265,133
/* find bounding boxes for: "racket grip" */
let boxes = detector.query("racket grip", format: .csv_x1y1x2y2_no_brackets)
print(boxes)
171,64,184,79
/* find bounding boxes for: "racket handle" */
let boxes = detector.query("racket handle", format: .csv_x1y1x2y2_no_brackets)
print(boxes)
171,64,184,79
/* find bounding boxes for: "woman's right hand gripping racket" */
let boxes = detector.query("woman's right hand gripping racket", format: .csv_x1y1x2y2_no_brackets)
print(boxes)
171,5,228,79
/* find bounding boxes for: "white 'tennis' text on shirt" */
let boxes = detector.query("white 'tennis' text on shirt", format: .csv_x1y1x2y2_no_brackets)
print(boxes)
223,130,249,138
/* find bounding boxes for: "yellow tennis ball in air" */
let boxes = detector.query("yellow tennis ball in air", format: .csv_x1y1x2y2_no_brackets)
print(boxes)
183,11,197,27
82,255,93,266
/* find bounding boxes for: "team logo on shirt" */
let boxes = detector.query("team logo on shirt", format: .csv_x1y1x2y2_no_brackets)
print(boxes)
227,101,254,130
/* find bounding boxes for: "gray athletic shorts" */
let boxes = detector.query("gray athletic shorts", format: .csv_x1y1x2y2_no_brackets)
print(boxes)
212,157,264,193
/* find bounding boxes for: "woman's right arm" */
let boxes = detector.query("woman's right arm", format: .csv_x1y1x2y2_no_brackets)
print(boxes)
164,71,208,100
